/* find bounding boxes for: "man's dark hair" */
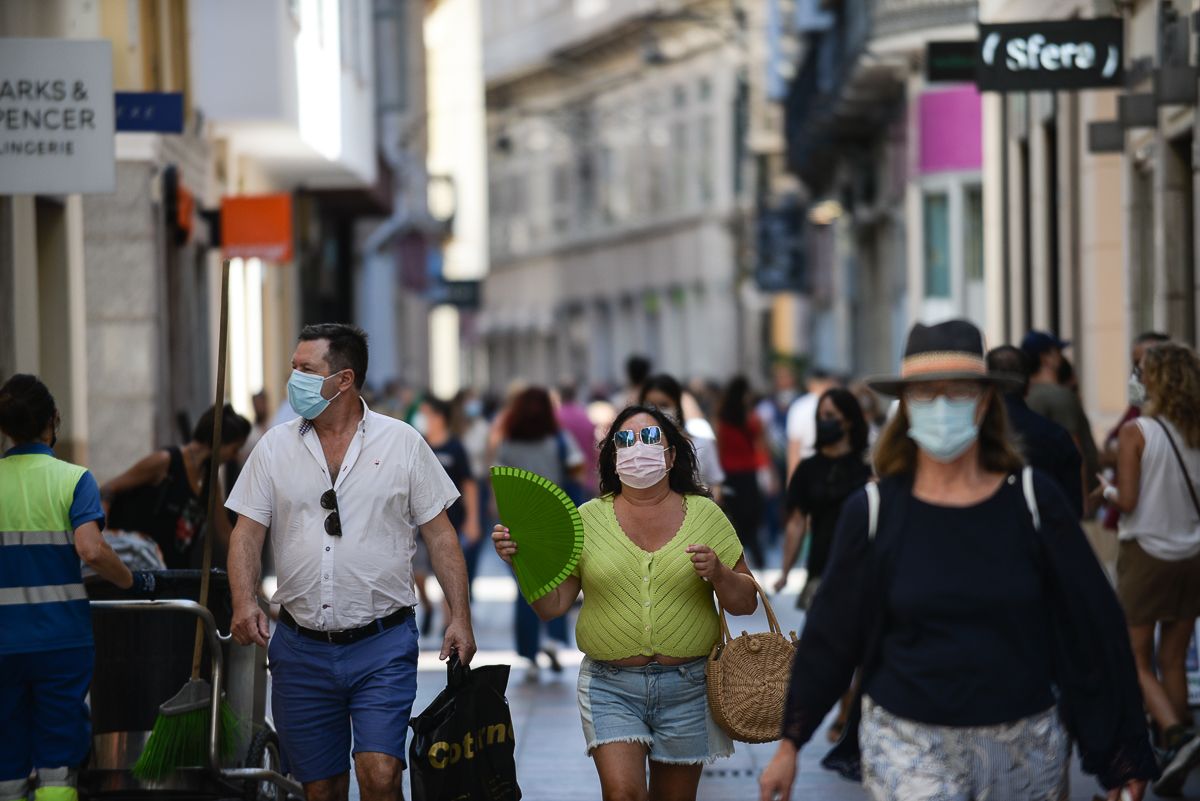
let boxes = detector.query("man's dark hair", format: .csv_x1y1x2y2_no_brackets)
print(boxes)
558,383,579,404
192,403,252,447
986,346,1031,395
423,395,453,422
625,355,651,387
299,323,369,389
0,374,57,444
1135,331,1170,345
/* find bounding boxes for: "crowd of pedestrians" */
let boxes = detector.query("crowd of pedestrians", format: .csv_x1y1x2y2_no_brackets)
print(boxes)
6,316,1200,801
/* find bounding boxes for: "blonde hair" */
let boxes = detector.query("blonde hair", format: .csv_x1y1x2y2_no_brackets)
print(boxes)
1142,342,1200,449
873,387,1024,478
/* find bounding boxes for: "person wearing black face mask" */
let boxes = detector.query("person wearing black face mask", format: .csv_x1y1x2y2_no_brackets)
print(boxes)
776,388,873,609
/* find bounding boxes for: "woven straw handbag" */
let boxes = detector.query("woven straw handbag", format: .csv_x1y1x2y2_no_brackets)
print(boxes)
705,577,798,743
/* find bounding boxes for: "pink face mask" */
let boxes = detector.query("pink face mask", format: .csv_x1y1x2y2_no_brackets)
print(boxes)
616,442,669,489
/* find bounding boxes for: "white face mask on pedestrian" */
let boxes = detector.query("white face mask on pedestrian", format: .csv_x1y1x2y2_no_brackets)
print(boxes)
616,442,670,489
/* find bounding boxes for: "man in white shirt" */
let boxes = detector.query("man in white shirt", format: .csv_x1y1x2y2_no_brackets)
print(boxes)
785,369,839,478
227,324,475,801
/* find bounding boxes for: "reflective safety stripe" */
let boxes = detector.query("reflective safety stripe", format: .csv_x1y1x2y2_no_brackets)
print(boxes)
37,768,73,785
33,787,77,801
0,530,74,546
0,583,87,606
0,777,29,801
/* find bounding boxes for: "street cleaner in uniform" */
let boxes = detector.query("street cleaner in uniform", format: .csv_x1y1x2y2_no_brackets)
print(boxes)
0,374,153,801
227,324,476,801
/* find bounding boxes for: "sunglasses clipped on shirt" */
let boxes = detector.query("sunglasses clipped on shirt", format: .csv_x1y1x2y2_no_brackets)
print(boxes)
613,426,663,449
321,489,341,536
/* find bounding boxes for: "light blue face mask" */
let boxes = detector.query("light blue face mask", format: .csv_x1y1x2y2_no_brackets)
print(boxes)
907,396,980,463
287,369,342,420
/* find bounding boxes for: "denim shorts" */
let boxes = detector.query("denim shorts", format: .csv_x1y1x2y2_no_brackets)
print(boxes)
267,616,419,783
576,656,733,765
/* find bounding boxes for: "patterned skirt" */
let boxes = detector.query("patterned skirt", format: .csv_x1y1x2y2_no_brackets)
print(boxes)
860,696,1070,801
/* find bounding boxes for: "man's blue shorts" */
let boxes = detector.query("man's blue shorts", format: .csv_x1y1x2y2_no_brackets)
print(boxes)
268,615,419,783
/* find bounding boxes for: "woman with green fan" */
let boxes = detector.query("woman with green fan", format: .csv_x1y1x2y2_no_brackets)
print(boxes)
492,405,759,801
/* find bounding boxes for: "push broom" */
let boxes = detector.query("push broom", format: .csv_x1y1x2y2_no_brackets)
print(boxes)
134,259,240,779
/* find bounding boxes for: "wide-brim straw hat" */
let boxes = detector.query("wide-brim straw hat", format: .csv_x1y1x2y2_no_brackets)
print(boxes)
866,319,1025,397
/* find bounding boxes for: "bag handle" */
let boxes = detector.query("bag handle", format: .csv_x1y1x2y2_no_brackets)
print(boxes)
447,649,470,688
1152,417,1200,522
716,573,783,645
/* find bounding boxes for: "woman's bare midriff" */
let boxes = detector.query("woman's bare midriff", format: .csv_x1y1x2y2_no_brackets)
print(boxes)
604,654,702,667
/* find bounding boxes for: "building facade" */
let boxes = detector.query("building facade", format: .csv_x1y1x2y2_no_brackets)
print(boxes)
784,0,980,378
0,0,396,478
978,0,1199,435
479,0,769,392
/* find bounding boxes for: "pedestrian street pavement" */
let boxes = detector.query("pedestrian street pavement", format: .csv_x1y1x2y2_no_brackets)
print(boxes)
369,545,1200,801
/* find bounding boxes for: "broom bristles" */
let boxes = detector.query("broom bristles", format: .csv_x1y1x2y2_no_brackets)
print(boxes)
132,700,240,781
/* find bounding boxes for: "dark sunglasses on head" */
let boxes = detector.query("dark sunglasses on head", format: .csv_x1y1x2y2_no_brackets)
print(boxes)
321,489,341,536
613,426,663,449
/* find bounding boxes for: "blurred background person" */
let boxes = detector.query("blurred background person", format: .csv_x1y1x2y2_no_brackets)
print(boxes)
1100,342,1200,795
641,373,724,502
987,346,1083,521
494,386,583,681
786,368,840,478
1101,333,1172,533
716,376,770,567
556,382,599,501
1022,330,1099,504
419,395,480,608
611,355,651,410
101,403,250,569
775,388,871,611
849,380,886,446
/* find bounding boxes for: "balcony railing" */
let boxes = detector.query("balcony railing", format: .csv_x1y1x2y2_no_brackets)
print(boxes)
872,0,977,41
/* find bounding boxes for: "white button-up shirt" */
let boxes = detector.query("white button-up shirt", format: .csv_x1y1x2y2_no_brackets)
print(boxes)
226,400,459,630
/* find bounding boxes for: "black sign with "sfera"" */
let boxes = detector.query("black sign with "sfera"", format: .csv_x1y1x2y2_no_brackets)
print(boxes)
977,18,1124,92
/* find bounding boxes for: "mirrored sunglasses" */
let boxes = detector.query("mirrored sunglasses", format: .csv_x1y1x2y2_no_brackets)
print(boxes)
613,426,663,449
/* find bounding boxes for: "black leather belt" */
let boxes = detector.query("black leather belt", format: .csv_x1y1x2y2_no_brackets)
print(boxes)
279,606,414,645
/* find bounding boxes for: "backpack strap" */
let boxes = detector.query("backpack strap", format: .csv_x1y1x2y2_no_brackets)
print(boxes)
866,481,880,541
1021,465,1040,531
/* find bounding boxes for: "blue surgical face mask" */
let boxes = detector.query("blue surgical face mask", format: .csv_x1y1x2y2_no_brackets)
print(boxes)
907,396,980,463
287,369,342,420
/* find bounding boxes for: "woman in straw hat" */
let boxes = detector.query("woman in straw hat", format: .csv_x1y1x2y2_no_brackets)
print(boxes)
760,320,1157,801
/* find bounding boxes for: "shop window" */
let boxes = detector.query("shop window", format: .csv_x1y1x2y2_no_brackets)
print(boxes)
964,186,983,282
923,192,951,298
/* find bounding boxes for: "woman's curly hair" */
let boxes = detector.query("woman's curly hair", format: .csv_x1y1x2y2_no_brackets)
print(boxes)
1142,342,1200,449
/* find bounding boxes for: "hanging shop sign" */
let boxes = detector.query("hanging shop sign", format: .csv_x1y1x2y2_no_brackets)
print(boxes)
115,92,184,133
755,203,806,293
427,279,482,309
221,193,294,261
926,41,978,83
976,18,1124,92
0,38,115,194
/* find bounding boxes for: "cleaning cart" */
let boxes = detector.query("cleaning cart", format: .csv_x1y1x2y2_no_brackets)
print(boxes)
82,570,302,801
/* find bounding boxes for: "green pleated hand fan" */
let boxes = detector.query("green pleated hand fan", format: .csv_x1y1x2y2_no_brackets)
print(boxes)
490,466,585,603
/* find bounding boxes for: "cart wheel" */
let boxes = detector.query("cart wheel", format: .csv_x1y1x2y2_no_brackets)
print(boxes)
243,727,284,801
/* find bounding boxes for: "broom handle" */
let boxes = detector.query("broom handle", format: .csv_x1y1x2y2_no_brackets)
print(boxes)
192,258,231,680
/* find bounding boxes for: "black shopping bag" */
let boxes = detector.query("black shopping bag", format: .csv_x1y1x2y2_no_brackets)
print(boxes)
409,655,522,801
